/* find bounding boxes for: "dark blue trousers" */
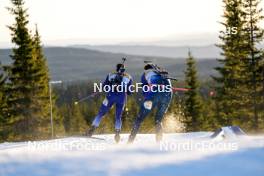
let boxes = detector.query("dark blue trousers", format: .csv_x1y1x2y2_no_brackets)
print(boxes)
92,93,126,130
132,92,172,133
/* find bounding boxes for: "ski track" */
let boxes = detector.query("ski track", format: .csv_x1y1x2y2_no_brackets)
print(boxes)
0,133,264,176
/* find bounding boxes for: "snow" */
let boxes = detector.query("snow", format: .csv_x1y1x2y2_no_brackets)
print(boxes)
0,133,264,176
210,126,246,140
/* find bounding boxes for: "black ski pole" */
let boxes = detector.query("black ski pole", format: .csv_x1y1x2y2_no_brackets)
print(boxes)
121,57,126,64
74,92,99,105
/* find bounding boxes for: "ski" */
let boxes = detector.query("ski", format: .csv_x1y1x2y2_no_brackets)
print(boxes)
72,135,106,141
85,136,106,141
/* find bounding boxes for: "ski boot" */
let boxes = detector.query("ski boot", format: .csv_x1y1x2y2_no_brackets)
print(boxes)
155,122,163,142
127,128,137,144
114,129,121,143
86,126,96,137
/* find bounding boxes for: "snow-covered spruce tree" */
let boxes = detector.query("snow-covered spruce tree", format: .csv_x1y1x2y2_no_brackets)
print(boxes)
213,0,250,128
184,51,204,131
6,0,50,140
242,0,264,130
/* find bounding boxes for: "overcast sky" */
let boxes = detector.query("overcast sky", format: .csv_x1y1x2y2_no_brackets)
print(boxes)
0,0,263,47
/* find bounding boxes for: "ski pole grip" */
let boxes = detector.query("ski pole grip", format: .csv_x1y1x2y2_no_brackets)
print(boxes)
122,57,126,64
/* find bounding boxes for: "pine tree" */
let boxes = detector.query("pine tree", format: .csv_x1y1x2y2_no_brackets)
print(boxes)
31,25,51,136
0,62,8,141
213,0,249,127
0,62,7,118
242,0,264,130
70,103,87,134
5,0,51,140
184,51,204,131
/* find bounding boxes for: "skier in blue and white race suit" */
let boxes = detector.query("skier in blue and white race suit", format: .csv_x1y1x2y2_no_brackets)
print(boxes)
128,64,173,143
86,63,132,143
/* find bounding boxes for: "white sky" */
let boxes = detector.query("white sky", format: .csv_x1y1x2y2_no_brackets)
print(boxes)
0,0,263,47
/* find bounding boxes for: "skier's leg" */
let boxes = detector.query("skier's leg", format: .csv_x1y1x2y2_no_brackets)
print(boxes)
92,98,113,127
114,102,125,143
115,102,125,130
154,96,171,142
128,100,153,143
86,98,113,136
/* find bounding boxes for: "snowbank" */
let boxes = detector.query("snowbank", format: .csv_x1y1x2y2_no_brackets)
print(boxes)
0,133,264,176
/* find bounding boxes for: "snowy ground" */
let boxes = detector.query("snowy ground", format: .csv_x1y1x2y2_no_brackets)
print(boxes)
0,132,264,176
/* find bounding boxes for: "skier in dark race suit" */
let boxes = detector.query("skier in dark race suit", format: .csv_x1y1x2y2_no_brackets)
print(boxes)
128,63,173,143
86,63,132,143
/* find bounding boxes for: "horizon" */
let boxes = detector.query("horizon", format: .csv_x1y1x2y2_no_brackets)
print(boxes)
0,0,225,47
1,0,263,48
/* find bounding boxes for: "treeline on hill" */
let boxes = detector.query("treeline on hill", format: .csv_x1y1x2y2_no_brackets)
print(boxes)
0,0,264,142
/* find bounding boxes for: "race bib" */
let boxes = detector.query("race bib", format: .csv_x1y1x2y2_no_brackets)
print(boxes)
122,77,130,84
144,101,152,110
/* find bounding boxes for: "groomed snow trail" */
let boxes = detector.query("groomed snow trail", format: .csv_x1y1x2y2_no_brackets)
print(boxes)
0,133,264,176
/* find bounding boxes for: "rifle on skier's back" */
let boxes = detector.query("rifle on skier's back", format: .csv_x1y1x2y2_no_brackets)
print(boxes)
144,61,178,81
75,58,128,105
